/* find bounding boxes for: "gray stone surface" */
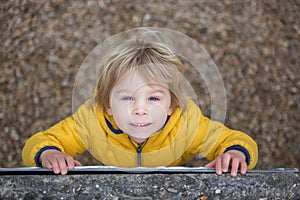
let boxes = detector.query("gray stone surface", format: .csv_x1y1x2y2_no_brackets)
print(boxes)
0,172,299,199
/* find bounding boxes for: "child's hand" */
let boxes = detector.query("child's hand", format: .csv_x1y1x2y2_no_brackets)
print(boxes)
39,149,82,175
205,150,247,176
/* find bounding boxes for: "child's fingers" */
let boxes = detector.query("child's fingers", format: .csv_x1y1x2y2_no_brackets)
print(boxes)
206,151,249,176
230,158,240,176
65,156,75,170
65,157,82,170
42,157,62,174
47,156,67,175
204,159,216,168
49,158,62,174
221,154,231,173
58,156,75,175
240,160,248,175
42,159,53,169
215,157,222,175
40,151,81,175
205,157,223,175
74,160,82,167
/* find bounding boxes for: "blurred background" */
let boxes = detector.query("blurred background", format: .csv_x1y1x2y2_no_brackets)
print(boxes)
1,0,299,170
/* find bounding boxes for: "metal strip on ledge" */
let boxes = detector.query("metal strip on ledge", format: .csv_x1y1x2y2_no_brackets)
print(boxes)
0,166,298,175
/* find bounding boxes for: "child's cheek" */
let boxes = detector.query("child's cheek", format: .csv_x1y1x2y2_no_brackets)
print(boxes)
149,104,168,122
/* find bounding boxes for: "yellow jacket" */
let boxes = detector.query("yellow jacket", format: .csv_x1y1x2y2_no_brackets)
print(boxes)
22,99,258,169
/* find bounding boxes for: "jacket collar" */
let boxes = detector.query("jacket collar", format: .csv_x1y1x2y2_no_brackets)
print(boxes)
96,105,183,152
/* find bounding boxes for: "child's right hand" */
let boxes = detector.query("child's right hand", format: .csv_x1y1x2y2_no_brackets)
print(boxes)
39,149,82,175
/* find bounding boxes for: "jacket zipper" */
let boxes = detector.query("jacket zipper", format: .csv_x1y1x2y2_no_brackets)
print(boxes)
136,146,142,166
128,136,147,167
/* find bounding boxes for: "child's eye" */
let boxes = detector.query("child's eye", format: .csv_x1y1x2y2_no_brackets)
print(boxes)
148,96,160,101
121,96,134,102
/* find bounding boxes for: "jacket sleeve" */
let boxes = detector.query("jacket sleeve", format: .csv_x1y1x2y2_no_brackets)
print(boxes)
198,114,258,169
22,112,87,167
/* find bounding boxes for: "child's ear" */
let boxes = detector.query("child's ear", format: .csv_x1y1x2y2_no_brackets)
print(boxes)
106,107,113,116
167,106,174,115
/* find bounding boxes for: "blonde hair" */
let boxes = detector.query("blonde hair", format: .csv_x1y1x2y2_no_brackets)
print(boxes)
95,40,187,111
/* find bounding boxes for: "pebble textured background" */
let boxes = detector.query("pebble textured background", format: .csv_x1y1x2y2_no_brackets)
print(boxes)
1,0,299,169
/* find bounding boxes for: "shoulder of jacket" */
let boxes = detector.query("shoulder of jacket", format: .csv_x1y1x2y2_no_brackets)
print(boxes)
184,99,203,117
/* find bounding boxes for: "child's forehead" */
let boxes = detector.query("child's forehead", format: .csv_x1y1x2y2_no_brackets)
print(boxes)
113,71,169,91
118,69,162,83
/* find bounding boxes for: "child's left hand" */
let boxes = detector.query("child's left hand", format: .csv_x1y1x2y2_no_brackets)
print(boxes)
205,150,248,176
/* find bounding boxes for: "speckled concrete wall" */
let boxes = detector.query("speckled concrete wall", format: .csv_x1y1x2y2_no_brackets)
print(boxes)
0,172,299,199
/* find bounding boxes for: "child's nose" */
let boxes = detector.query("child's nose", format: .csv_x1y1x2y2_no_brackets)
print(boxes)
133,100,149,116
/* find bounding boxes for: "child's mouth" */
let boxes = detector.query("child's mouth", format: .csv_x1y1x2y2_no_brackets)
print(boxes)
130,123,151,127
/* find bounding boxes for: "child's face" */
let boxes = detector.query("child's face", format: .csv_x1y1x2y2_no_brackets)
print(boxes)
107,70,174,143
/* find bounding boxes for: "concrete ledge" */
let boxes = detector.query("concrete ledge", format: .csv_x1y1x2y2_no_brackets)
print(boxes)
0,171,299,199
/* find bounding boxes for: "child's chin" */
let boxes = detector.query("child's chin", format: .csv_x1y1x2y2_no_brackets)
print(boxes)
128,129,158,138
129,134,152,142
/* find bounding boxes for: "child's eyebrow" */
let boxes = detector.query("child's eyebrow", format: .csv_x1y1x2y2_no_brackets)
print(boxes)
115,88,168,95
115,89,131,94
151,89,167,95
148,84,169,94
